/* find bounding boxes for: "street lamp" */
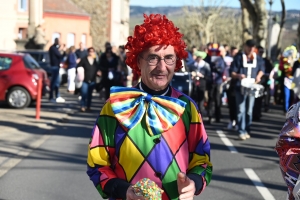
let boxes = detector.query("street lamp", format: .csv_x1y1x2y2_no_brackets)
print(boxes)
267,0,274,59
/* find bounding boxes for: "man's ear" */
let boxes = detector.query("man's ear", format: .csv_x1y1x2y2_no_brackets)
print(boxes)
137,56,141,69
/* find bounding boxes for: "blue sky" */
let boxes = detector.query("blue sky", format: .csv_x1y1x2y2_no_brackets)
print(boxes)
130,0,300,11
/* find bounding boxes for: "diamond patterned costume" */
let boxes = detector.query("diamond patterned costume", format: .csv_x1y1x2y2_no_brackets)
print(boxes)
275,102,300,200
87,86,212,200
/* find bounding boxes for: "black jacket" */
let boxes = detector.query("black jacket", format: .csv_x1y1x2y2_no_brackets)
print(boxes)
49,44,63,67
77,56,99,83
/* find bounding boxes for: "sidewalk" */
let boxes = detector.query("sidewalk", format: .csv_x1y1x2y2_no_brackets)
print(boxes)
0,86,104,178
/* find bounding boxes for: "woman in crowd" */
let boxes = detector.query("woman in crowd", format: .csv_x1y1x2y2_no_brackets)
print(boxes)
76,47,101,112
66,46,77,93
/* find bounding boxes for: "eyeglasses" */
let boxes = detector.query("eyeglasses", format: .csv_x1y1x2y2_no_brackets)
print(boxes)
140,54,177,66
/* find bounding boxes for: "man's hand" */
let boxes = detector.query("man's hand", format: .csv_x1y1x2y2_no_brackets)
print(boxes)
196,72,204,78
177,172,196,200
255,76,261,83
126,185,145,200
239,74,246,80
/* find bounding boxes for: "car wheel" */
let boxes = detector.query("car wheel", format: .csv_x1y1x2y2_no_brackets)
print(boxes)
6,86,31,109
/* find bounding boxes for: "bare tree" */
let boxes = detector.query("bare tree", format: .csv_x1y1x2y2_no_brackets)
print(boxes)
177,0,242,48
239,0,268,48
273,0,286,58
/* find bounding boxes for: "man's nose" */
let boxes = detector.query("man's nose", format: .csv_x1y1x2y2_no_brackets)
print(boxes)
156,58,166,69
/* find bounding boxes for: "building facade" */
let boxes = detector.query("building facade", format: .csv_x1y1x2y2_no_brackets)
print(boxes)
70,0,130,52
0,0,130,51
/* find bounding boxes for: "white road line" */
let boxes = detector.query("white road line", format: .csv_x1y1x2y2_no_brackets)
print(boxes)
216,130,238,153
244,168,276,200
0,134,50,178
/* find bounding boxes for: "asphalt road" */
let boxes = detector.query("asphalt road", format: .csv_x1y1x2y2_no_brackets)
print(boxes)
0,90,288,200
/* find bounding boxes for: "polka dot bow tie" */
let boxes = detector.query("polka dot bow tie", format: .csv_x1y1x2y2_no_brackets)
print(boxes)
110,86,187,136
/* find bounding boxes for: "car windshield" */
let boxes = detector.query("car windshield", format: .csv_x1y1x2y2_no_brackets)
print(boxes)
23,54,41,69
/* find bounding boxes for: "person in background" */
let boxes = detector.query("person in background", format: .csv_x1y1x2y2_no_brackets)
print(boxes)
76,47,101,112
98,46,120,100
118,45,128,86
226,46,239,130
230,46,239,57
279,46,297,113
192,51,211,116
48,38,65,103
253,46,273,121
207,45,227,124
230,39,265,140
66,46,77,94
224,44,230,56
75,42,88,62
86,13,212,200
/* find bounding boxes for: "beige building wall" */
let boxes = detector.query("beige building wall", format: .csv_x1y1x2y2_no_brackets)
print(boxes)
0,0,29,50
43,13,92,50
110,0,130,47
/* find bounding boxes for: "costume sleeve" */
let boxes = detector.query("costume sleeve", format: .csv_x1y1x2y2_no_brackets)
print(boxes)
187,101,213,195
86,103,130,199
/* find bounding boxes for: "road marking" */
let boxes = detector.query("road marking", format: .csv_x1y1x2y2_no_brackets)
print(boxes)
0,134,50,178
216,130,238,153
244,168,276,200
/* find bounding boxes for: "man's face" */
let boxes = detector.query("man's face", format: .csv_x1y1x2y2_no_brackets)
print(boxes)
231,49,238,57
138,45,176,91
219,47,226,57
244,45,255,55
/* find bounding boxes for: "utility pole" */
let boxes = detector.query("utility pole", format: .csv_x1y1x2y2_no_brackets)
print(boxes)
267,0,274,58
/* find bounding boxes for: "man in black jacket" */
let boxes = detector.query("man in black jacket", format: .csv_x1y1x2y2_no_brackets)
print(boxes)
48,38,65,103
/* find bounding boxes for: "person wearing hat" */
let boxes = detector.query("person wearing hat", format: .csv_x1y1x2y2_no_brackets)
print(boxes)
230,39,265,140
191,51,211,117
86,14,212,200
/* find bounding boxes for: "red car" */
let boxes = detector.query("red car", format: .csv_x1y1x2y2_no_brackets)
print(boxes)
0,52,49,108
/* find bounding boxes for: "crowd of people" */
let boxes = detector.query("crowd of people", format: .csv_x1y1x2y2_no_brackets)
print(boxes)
48,35,300,140
185,40,300,140
48,39,131,111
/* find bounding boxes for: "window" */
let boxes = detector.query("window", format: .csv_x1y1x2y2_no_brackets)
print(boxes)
23,55,41,69
67,33,75,48
18,0,27,11
81,34,87,45
52,32,61,44
0,57,12,70
18,28,27,39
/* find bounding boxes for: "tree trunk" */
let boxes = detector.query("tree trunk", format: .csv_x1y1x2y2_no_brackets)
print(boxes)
240,0,253,43
253,0,268,48
298,17,300,50
275,0,286,58
240,0,267,48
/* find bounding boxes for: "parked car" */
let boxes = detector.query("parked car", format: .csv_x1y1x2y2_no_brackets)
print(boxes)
16,50,67,85
0,52,50,108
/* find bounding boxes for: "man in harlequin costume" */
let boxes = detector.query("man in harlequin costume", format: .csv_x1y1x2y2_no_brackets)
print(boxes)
86,14,212,200
275,101,300,200
280,45,298,113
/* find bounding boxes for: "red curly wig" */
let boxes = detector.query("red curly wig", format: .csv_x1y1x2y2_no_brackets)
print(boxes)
125,14,188,75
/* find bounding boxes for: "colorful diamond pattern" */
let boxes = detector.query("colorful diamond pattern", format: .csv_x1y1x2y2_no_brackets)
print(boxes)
162,119,186,154
87,93,212,200
147,137,174,176
118,136,144,181
127,119,159,157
